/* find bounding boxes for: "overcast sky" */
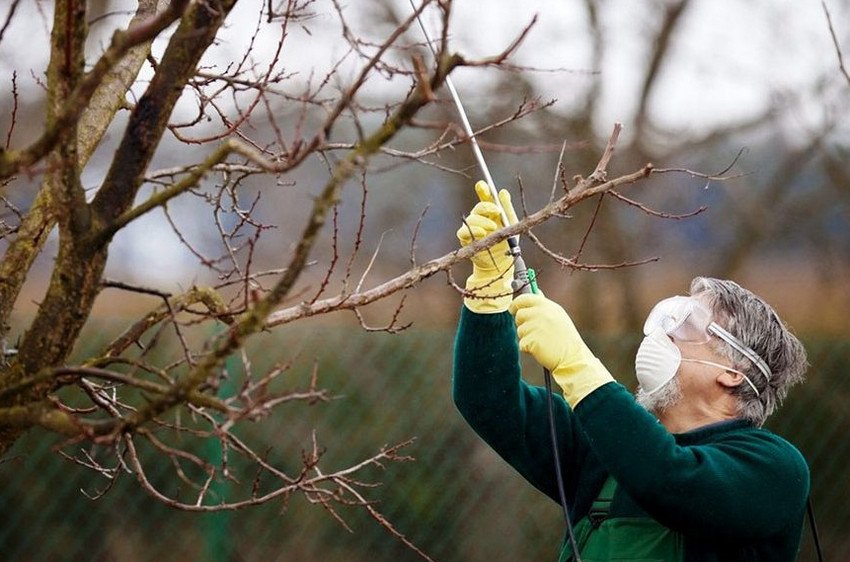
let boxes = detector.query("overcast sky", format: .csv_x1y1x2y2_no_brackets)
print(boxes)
2,0,845,133
434,0,845,134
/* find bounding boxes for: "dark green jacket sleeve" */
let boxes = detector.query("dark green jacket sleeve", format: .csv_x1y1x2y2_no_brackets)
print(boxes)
575,383,810,540
452,307,593,505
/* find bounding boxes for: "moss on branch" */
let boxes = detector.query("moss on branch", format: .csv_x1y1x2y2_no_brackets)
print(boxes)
91,0,237,229
0,1,225,455
0,0,182,345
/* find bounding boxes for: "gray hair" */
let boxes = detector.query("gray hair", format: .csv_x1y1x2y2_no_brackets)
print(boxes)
689,277,808,426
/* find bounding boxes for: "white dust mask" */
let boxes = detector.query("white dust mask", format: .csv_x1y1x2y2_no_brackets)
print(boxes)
635,328,682,395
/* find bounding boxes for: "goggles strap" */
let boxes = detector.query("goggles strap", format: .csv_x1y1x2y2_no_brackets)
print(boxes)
680,359,761,396
707,322,772,385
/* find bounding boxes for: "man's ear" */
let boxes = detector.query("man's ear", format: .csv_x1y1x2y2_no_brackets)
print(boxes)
717,369,744,389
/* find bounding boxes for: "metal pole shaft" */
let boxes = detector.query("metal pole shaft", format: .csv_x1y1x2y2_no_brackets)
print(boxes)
408,3,514,235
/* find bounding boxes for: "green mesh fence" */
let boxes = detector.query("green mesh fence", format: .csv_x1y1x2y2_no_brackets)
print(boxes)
0,327,846,561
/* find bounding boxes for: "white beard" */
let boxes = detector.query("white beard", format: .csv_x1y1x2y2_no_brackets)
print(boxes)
635,374,683,414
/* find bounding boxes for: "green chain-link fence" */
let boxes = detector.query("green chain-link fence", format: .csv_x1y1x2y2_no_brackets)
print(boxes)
0,325,847,561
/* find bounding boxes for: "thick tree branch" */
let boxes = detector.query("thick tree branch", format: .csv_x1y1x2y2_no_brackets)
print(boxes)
0,1,169,338
91,0,236,229
1,0,94,409
0,0,190,179
0,1,229,460
77,0,169,159
0,402,79,435
0,366,228,412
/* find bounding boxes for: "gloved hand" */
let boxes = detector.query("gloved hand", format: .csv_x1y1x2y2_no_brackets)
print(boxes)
456,180,518,314
509,293,614,408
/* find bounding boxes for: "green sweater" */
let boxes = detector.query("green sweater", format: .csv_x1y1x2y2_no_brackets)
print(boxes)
452,308,809,561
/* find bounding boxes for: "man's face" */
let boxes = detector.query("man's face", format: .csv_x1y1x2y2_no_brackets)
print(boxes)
635,328,746,416
634,294,741,415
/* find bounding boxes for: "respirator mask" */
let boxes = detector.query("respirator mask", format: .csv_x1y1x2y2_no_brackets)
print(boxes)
635,296,771,396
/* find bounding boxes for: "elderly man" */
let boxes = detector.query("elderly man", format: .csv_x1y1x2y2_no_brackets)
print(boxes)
453,183,810,561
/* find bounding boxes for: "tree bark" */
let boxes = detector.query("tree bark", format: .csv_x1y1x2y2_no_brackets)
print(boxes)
0,0,238,456
0,0,167,346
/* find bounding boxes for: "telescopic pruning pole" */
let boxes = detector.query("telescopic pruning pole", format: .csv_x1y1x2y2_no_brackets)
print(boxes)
408,4,581,560
407,7,537,294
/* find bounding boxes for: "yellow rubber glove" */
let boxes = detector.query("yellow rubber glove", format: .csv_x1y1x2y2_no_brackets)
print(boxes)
509,293,614,408
456,180,518,314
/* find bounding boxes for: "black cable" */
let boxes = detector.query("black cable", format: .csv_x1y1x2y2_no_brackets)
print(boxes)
807,496,824,562
543,367,583,561
511,247,582,560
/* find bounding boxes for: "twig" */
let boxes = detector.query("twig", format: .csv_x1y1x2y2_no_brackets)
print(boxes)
608,190,707,220
355,231,388,294
4,71,18,149
101,279,172,299
409,204,430,267
310,204,340,304
549,139,568,204
822,0,850,89
342,170,370,291
571,194,605,266
317,465,433,561
651,166,749,182
580,121,622,189
527,230,659,271
354,294,412,334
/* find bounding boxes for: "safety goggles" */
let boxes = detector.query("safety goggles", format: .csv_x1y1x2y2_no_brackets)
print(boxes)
643,296,772,386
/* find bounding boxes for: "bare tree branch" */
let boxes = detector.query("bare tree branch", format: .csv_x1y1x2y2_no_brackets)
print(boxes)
822,0,850,89
267,163,657,328
633,0,692,146
0,0,190,179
